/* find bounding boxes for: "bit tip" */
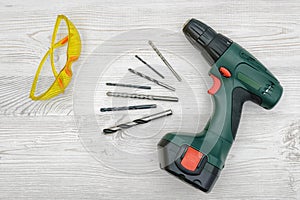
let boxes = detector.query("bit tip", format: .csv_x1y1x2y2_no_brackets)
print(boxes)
103,128,118,134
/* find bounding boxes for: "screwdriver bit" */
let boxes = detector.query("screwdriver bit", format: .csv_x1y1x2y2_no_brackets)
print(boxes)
100,104,157,112
103,109,173,134
106,91,178,102
148,40,182,82
135,55,165,79
106,82,151,90
128,68,175,91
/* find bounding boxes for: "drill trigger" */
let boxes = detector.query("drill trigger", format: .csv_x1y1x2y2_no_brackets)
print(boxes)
208,74,221,95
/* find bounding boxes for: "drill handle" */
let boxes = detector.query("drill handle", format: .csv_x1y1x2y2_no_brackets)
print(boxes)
230,87,262,138
207,71,262,142
198,74,262,170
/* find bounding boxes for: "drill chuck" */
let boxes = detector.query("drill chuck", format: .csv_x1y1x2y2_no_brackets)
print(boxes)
183,18,233,65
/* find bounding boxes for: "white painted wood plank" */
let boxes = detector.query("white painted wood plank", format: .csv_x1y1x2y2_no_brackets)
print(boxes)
0,0,299,199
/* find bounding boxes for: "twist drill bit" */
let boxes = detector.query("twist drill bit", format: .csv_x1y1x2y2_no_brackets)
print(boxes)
103,109,173,134
135,55,165,79
128,68,175,91
100,104,157,112
106,92,178,102
148,40,182,82
106,82,151,90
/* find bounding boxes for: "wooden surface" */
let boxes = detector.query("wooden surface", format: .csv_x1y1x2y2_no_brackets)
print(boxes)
0,0,300,199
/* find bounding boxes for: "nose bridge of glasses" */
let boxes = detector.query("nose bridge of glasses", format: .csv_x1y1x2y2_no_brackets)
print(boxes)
56,70,72,90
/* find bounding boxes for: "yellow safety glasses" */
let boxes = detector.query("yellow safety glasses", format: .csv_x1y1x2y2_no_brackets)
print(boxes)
30,15,81,100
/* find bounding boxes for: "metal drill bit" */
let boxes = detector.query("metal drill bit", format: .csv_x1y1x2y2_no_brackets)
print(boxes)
106,82,151,90
103,109,173,134
148,40,182,82
135,55,165,79
100,104,157,112
128,68,175,91
106,92,178,102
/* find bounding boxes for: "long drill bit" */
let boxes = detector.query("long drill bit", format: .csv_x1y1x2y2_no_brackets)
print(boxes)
100,104,157,112
148,40,182,82
106,92,178,102
103,109,173,134
106,82,151,90
128,68,175,91
135,55,165,79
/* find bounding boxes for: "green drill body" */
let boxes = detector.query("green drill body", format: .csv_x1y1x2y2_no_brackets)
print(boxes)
158,19,283,192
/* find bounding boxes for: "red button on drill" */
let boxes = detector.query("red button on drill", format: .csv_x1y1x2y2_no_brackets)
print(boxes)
181,147,203,172
219,67,231,78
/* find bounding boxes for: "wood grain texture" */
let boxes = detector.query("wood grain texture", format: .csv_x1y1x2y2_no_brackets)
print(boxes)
0,0,300,199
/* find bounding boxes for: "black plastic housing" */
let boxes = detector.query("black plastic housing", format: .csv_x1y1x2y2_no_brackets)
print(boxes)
183,18,233,65
158,139,220,193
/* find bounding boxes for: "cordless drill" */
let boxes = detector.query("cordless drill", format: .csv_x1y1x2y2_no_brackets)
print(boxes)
157,19,283,192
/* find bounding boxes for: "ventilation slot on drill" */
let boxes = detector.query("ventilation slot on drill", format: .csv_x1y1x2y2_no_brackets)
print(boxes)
262,82,274,95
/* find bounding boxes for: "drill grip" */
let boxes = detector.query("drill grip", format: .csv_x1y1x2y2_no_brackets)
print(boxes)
231,87,262,139
157,86,262,193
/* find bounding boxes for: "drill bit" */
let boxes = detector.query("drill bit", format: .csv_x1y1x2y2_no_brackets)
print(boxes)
100,104,157,112
128,68,175,91
103,109,173,134
106,82,151,90
106,92,178,102
148,40,182,82
135,55,165,79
